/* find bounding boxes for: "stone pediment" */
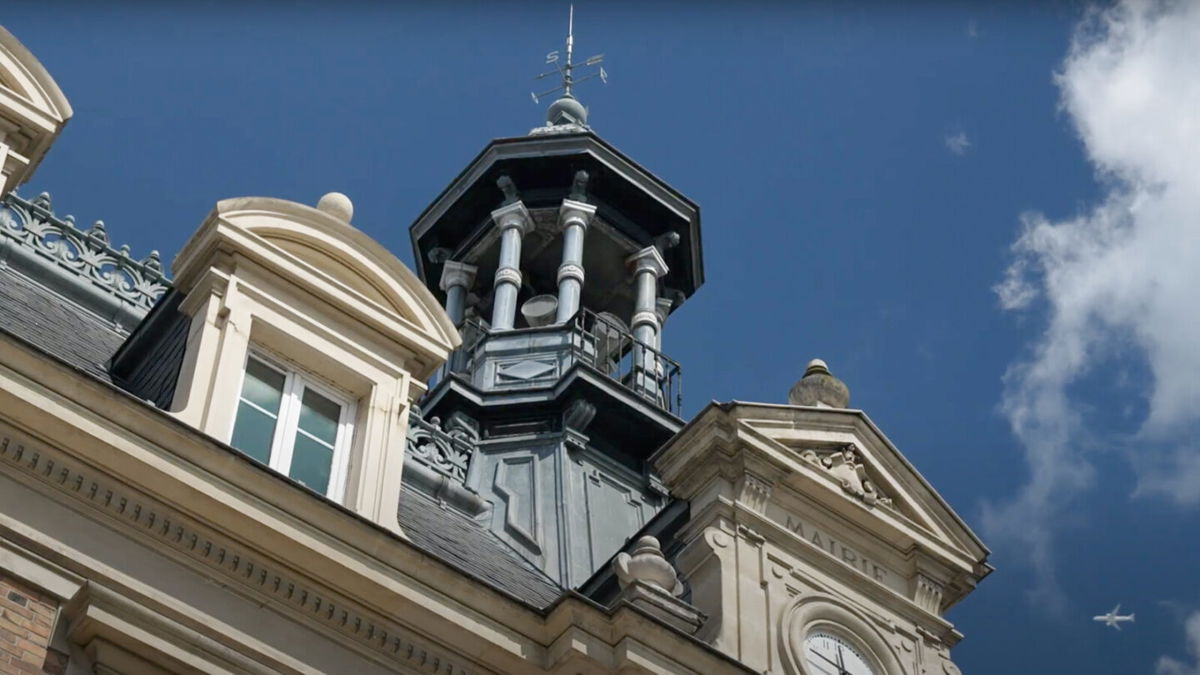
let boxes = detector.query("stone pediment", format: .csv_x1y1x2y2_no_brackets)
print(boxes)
734,405,983,565
654,401,992,614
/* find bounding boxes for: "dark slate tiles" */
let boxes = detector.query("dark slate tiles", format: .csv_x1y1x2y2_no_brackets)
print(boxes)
0,265,127,380
399,485,564,609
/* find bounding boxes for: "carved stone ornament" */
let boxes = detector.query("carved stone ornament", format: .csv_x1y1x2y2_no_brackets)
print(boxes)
799,444,892,507
613,536,684,597
738,474,772,513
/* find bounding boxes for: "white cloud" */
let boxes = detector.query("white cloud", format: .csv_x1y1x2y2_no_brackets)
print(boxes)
944,130,971,155
1158,612,1200,675
985,0,1200,607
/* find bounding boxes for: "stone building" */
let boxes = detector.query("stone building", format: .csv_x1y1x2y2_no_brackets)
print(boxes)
0,23,990,675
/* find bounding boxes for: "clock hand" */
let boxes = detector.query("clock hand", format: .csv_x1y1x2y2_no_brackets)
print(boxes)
836,646,849,675
806,651,840,675
809,648,849,675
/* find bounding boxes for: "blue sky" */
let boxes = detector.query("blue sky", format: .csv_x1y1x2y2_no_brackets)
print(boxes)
5,2,1200,673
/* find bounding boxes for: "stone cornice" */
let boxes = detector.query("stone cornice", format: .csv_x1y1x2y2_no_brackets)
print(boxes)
0,328,740,674
0,424,484,675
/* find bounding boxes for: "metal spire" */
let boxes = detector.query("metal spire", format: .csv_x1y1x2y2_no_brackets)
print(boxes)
531,5,607,105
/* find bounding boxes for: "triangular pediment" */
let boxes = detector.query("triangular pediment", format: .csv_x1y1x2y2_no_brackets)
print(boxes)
654,401,991,614
733,406,984,561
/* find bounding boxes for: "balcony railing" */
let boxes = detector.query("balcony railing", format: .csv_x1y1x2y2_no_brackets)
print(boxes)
448,307,683,416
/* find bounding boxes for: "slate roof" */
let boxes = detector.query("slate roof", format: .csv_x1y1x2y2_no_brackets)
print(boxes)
0,234,566,612
0,264,127,382
399,485,563,609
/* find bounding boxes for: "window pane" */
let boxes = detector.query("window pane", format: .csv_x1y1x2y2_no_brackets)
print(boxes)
241,357,285,413
298,387,340,445
290,434,333,494
230,403,276,464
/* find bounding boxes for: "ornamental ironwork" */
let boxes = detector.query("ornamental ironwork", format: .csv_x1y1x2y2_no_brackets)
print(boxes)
406,410,473,483
0,191,170,311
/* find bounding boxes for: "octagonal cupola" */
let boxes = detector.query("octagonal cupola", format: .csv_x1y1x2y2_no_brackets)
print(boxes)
402,12,706,589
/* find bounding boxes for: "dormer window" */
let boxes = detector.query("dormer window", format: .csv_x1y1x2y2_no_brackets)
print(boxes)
231,352,355,501
167,194,460,532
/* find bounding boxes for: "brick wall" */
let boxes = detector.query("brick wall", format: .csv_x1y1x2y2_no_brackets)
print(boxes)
0,574,65,675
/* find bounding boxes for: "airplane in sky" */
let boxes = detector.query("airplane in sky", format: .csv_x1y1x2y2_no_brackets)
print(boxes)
1093,604,1135,630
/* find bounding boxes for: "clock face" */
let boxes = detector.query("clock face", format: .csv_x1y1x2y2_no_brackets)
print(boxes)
803,631,876,675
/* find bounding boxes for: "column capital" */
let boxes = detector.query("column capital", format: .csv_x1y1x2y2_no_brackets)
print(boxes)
626,246,670,278
654,297,674,326
558,199,597,230
491,201,534,235
438,260,478,292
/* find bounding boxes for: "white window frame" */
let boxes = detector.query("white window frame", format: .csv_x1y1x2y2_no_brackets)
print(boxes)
230,349,356,502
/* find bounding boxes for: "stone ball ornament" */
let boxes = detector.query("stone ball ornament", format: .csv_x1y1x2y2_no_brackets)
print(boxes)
613,535,684,597
547,94,588,126
316,191,354,224
788,358,851,408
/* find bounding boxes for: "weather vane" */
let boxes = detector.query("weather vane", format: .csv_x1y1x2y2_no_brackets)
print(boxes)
531,5,607,104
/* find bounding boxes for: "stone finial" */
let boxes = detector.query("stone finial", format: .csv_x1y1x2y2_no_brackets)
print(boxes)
614,536,684,597
788,358,851,408
316,192,353,223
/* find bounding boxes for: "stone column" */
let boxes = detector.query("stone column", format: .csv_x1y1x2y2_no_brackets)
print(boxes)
626,247,669,396
489,201,533,330
554,199,597,323
438,261,478,326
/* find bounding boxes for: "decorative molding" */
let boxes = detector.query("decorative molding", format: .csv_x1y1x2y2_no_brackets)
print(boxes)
562,398,596,452
0,191,169,319
737,474,772,514
630,310,659,331
798,444,892,508
489,201,533,236
406,413,472,483
492,267,522,288
493,456,541,555
438,261,478,292
625,246,669,279
555,262,585,285
913,573,945,615
528,122,589,136
557,198,596,232
495,358,557,383
0,429,482,675
562,398,596,433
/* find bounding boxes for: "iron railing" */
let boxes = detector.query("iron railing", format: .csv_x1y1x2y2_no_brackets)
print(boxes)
448,307,683,416
406,411,473,482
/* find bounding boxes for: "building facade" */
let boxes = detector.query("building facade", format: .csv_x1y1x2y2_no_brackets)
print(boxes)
0,24,990,675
